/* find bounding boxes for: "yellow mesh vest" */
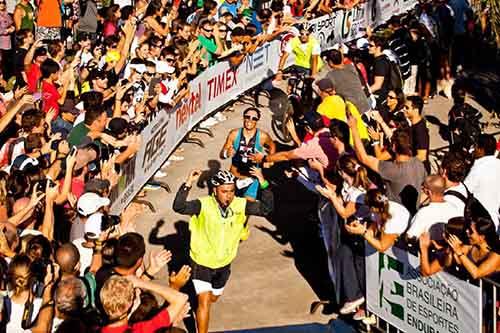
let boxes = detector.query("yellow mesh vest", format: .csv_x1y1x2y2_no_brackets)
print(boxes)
189,196,247,269
290,36,323,70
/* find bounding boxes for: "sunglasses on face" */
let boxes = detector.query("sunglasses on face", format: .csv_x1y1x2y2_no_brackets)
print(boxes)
165,58,175,62
144,72,155,76
244,115,259,121
203,27,213,32
387,95,397,99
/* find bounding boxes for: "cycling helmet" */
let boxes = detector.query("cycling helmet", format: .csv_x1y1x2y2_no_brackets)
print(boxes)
210,170,236,187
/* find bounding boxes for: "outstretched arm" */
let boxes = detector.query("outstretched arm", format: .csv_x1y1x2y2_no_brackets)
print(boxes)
172,170,202,215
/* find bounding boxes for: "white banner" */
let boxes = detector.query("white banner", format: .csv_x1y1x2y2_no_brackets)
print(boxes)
366,246,482,333
109,0,418,213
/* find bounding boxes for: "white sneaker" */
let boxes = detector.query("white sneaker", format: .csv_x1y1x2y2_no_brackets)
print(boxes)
168,155,184,161
155,170,168,178
339,297,365,314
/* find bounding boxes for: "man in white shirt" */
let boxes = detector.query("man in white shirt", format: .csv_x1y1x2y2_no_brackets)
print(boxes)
464,134,500,230
407,175,461,238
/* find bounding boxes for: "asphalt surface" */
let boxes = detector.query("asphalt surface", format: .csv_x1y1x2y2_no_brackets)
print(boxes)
131,88,493,332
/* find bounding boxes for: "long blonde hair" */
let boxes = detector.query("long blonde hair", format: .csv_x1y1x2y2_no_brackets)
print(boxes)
337,155,371,190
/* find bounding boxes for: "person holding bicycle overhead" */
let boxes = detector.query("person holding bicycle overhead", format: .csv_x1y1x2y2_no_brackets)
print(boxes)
276,24,323,79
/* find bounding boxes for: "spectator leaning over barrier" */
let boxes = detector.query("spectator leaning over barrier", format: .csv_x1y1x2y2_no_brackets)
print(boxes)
345,188,410,253
419,217,467,276
315,154,374,319
446,217,500,279
406,175,461,239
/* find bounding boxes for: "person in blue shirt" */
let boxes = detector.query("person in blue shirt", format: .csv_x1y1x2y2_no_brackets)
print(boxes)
448,0,471,74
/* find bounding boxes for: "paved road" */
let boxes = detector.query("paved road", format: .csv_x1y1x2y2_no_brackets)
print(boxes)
131,90,491,332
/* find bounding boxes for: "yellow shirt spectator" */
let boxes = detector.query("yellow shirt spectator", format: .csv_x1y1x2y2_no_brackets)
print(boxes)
317,95,369,144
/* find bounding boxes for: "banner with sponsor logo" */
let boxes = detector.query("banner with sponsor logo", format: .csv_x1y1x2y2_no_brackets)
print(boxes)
109,0,418,213
365,246,482,333
306,0,418,51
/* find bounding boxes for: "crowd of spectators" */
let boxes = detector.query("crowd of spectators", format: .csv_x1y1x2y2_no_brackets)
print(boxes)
0,0,497,329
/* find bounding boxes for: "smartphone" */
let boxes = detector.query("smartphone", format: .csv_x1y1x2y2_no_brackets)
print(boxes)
70,146,78,156
33,92,42,102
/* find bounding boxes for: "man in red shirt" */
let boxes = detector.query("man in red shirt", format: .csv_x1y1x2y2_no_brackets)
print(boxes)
100,275,189,333
40,58,72,119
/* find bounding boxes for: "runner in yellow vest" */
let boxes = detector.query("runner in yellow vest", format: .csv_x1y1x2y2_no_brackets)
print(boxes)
173,169,273,333
277,25,323,78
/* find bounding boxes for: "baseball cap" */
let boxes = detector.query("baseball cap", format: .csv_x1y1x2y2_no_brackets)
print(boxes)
356,38,369,51
316,78,334,92
156,60,175,74
11,155,39,171
84,212,104,237
77,192,110,216
88,69,107,82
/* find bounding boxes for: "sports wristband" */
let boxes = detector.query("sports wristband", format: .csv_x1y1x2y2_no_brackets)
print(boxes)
143,270,155,280
260,180,269,190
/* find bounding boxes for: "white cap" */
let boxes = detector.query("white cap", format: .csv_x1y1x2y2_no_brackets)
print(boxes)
156,61,175,74
356,38,369,50
77,192,110,216
84,212,104,237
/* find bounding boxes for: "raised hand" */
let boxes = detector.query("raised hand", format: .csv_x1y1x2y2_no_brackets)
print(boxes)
147,249,172,276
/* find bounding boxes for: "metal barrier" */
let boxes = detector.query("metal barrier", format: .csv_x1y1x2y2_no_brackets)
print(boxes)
482,277,499,333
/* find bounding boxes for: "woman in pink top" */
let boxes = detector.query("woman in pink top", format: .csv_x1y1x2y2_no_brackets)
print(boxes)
103,4,120,37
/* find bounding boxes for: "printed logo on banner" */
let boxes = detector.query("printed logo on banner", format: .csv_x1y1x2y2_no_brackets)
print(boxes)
378,252,406,321
142,116,169,175
246,43,271,73
176,82,202,129
366,246,481,333
207,68,238,101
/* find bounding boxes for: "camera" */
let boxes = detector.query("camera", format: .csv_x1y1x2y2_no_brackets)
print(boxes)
101,214,121,232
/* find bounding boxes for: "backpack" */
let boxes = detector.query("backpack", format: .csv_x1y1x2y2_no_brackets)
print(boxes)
387,57,403,91
445,183,492,221
78,276,105,328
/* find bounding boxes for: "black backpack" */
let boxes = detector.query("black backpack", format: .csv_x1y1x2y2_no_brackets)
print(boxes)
387,57,403,91
445,183,492,221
